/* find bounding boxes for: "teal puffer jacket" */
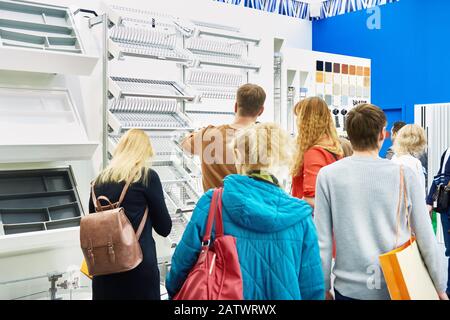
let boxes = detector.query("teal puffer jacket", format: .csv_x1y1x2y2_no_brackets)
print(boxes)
166,174,324,300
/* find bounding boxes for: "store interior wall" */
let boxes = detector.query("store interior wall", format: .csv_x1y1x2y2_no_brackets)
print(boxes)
33,0,313,202
312,0,450,157
0,0,313,299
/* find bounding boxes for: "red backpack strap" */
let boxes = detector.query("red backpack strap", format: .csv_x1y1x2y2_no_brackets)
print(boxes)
202,188,224,245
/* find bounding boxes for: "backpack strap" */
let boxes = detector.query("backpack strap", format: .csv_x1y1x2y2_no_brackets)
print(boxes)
91,183,108,212
91,168,140,212
117,177,133,207
202,188,224,246
91,169,149,239
136,207,148,240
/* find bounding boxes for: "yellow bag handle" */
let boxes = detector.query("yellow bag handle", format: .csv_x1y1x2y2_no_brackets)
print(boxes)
80,259,92,279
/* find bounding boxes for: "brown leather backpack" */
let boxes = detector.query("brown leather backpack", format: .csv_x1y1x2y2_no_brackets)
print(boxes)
80,174,148,276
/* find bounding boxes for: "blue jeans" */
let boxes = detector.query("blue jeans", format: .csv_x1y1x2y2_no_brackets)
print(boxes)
441,212,450,294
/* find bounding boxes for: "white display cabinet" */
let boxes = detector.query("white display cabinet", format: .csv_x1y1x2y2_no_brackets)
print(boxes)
0,166,88,300
0,0,101,300
277,46,371,136
0,86,98,163
0,0,98,75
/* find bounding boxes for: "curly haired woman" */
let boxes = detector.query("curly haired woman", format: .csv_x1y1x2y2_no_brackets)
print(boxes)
291,97,344,208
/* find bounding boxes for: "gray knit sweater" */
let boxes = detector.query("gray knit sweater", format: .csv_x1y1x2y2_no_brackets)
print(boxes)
315,155,446,300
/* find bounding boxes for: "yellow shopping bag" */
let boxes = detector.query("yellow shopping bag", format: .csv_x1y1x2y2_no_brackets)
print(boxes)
81,259,92,279
379,166,439,300
380,237,439,300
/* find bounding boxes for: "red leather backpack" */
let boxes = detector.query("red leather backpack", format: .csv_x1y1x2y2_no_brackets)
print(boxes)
174,188,243,300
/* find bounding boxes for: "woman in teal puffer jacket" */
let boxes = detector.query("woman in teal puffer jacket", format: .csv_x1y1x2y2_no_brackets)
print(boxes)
166,123,324,300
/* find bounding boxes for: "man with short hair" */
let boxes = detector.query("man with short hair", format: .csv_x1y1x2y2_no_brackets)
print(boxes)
315,103,447,300
181,83,266,191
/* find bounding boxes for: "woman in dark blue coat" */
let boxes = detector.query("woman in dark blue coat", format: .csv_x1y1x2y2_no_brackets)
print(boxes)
89,129,172,300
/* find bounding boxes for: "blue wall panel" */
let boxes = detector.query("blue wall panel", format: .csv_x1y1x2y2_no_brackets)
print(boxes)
312,0,450,127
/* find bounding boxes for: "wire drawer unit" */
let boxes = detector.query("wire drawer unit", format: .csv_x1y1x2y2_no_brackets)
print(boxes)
109,77,196,101
103,6,202,263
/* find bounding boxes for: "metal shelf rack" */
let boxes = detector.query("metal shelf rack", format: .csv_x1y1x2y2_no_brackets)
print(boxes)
96,6,203,262
107,97,194,133
108,34,192,63
109,77,196,101
191,20,260,45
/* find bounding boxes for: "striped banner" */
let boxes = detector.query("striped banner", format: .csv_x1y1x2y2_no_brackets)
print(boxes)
319,0,399,19
213,0,399,20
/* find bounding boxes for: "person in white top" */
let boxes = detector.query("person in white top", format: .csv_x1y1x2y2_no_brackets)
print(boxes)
391,124,427,197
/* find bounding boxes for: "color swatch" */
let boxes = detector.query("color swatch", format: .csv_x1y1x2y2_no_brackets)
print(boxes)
316,71,324,83
316,61,324,71
356,66,363,76
333,63,340,73
342,64,349,74
314,60,371,109
313,59,372,133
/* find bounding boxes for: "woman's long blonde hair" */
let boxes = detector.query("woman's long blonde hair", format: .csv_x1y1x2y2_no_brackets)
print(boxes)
96,129,154,185
291,97,343,176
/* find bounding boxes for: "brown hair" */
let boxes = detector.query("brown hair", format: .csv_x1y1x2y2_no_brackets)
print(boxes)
236,83,266,117
346,104,387,151
339,137,354,157
291,97,343,176
392,121,406,136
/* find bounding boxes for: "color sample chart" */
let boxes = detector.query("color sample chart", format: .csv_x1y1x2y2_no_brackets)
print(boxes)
315,60,370,131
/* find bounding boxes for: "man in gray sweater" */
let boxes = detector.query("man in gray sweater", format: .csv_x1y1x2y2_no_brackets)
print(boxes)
315,104,448,300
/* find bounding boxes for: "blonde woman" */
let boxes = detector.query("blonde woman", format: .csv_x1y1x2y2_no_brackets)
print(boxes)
291,97,343,207
166,123,324,300
392,124,427,197
89,128,172,300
